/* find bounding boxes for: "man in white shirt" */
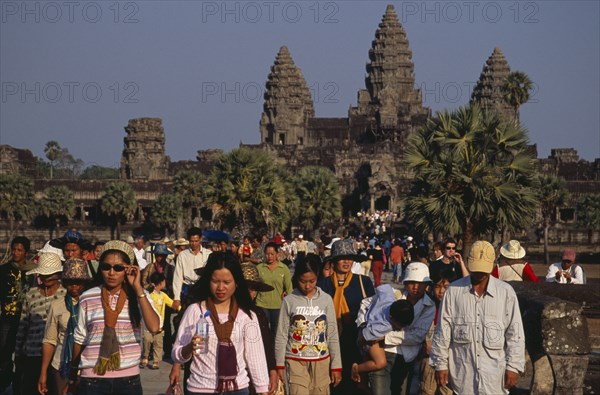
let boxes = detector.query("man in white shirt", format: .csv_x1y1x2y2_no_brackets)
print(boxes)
133,235,148,270
545,248,586,284
171,227,211,311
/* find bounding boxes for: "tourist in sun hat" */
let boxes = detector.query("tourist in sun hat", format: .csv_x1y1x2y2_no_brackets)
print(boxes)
430,241,525,394
317,239,375,394
13,253,67,395
492,240,539,282
545,248,586,284
141,243,174,290
38,258,92,395
66,240,160,395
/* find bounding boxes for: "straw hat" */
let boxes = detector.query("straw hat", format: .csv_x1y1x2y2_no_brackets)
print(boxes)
102,240,135,264
174,238,190,247
26,253,63,276
241,263,274,292
500,240,526,260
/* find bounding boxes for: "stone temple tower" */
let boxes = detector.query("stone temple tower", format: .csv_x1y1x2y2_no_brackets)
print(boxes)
259,46,315,146
120,118,169,180
355,4,429,143
471,47,514,121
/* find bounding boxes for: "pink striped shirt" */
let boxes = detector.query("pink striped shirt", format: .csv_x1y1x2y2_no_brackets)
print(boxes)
74,286,155,378
172,302,269,393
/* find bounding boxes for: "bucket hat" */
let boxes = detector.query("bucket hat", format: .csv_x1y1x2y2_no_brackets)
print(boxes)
324,239,367,263
402,262,432,283
500,240,526,260
62,258,92,281
152,243,173,256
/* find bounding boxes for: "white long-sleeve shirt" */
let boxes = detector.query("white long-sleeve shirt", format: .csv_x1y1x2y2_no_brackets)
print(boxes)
356,290,435,362
172,248,211,300
172,302,269,393
429,275,525,395
545,262,585,284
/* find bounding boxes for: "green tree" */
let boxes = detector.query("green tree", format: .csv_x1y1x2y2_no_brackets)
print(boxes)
404,105,538,255
576,193,600,245
44,140,61,179
537,175,569,264
172,170,205,236
100,182,137,240
38,185,76,239
80,165,119,179
150,193,183,236
294,166,342,234
0,175,35,247
503,71,533,124
205,147,288,236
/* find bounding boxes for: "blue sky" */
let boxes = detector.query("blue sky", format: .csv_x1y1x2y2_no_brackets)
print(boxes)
1,0,599,167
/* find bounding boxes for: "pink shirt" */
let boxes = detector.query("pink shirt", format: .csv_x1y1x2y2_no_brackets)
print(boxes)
172,302,269,393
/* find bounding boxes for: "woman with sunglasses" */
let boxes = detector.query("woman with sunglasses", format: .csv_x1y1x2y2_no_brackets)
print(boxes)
171,251,269,395
67,240,160,395
13,253,67,395
428,238,468,283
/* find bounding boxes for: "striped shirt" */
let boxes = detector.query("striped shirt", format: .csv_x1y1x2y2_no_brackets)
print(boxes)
172,302,269,393
16,286,67,357
74,286,157,377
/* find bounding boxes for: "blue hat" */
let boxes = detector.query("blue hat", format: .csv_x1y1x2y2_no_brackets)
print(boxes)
152,243,173,256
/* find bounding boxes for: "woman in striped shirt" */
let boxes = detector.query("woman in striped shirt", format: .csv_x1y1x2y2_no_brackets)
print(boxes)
67,240,160,395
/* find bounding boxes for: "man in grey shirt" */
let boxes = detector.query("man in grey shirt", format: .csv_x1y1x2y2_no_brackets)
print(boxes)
430,240,525,394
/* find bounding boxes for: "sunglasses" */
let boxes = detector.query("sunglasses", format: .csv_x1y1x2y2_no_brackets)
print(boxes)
445,246,456,250
99,263,127,272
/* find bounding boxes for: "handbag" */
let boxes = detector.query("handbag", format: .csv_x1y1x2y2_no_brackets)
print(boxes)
165,382,183,395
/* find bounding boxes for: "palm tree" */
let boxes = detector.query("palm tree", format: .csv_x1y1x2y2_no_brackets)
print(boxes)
576,193,600,245
205,147,288,236
150,193,183,236
0,175,35,249
100,181,137,240
172,170,205,236
503,71,533,125
38,185,76,239
537,175,568,265
294,166,342,235
403,104,538,256
44,140,62,179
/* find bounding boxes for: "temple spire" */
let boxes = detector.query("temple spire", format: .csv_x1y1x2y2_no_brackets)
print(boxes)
471,47,513,120
259,46,314,146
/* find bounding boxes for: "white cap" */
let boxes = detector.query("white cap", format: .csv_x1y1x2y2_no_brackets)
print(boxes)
298,234,304,239
407,236,414,241
38,241,65,261
402,262,431,283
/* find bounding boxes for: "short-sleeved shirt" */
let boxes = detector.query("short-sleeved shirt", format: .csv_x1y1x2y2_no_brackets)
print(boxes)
43,297,77,370
255,262,293,310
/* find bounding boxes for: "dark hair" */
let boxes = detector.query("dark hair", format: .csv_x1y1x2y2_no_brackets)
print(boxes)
318,259,332,280
188,251,253,318
11,236,30,252
389,299,414,326
264,242,279,253
432,242,443,251
94,241,106,248
292,254,321,288
430,268,456,285
443,238,457,248
99,249,142,328
150,272,166,286
186,227,203,239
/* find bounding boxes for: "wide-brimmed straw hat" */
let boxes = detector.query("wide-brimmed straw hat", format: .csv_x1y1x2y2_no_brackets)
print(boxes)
62,258,92,281
241,263,274,292
500,240,526,260
174,238,190,247
324,239,367,263
26,253,63,276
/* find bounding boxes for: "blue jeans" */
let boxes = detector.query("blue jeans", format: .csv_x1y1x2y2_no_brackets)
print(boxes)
369,352,414,395
78,374,142,395
188,388,249,395
262,307,280,338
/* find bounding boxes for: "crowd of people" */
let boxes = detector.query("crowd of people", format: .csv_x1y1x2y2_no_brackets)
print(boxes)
0,227,588,395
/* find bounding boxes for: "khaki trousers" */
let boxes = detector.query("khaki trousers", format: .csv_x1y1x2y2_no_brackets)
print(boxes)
142,329,164,362
285,358,331,395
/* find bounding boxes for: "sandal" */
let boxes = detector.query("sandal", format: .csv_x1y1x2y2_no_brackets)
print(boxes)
139,358,148,368
150,362,160,370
